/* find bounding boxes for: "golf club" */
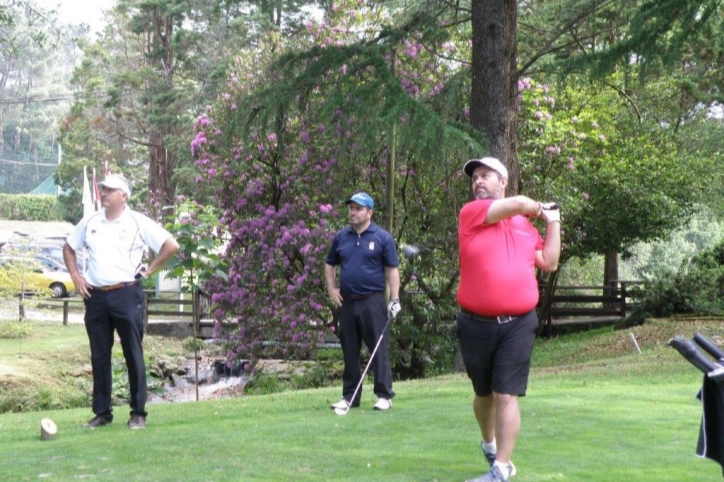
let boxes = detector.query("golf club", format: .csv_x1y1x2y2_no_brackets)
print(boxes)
334,312,395,416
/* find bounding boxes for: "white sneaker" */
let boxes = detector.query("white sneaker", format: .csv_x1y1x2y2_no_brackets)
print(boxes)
465,461,516,482
330,399,350,410
373,397,392,410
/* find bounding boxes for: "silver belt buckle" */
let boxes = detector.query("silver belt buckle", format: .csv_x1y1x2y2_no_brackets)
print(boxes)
496,315,513,324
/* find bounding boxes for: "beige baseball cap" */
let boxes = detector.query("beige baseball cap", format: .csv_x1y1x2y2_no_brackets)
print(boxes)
463,157,508,179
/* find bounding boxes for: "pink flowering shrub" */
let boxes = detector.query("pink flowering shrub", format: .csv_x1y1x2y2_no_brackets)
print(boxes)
194,107,349,359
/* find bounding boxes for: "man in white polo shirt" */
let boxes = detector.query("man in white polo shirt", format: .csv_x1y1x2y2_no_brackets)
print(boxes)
63,174,179,429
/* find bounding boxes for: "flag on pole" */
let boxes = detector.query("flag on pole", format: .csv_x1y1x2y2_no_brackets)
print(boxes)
92,168,101,211
82,166,93,218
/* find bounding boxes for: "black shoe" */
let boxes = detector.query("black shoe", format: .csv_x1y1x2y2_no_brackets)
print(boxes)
83,415,112,428
127,414,146,429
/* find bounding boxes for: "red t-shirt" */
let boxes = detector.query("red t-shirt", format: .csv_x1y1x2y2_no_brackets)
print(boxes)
456,199,544,316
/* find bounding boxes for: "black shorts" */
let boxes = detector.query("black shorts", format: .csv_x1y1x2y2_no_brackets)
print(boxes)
456,309,538,397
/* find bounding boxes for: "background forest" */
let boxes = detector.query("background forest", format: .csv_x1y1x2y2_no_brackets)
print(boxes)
2,0,724,377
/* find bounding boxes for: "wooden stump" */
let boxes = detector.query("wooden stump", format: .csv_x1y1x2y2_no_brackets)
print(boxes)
40,418,57,441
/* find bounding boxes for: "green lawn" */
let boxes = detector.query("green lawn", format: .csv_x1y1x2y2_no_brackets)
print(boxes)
0,343,720,481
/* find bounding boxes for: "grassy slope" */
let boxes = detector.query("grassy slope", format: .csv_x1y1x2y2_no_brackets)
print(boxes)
0,318,722,481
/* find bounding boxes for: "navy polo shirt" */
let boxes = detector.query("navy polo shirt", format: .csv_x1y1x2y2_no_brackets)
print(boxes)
326,222,399,297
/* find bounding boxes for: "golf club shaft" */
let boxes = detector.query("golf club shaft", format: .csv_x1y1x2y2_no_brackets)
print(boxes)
344,313,394,412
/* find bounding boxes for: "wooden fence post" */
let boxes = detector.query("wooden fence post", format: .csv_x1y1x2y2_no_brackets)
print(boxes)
193,289,200,337
142,291,149,333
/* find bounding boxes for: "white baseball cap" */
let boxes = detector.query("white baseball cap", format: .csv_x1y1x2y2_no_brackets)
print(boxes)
98,174,131,197
463,157,508,179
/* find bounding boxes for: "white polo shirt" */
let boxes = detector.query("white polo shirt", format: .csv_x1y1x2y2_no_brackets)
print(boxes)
66,207,173,287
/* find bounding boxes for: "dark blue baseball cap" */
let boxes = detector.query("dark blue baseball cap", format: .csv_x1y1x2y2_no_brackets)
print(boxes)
345,192,374,209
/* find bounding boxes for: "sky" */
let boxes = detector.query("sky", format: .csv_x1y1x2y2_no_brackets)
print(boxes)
38,0,115,35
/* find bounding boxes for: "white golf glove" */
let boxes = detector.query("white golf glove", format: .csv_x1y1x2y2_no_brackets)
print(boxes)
388,298,401,318
540,202,560,223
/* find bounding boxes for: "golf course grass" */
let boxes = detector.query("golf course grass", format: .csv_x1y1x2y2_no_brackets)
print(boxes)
1,317,722,480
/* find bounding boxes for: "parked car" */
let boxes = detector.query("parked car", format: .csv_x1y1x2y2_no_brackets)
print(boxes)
1,242,87,273
0,255,76,298
34,255,70,273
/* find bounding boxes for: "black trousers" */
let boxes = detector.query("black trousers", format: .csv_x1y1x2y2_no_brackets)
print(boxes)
84,283,147,418
338,292,395,404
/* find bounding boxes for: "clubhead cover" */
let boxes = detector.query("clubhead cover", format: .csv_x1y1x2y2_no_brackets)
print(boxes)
669,336,721,374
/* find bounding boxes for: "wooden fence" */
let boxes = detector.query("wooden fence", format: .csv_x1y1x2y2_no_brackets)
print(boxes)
542,280,644,335
141,289,212,334
41,289,213,335
41,282,643,339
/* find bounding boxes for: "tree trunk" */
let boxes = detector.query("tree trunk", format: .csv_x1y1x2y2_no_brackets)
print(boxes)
470,0,520,195
148,127,174,216
145,5,178,216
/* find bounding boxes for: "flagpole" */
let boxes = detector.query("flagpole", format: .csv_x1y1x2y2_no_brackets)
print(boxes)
57,144,62,196
92,168,100,211
82,166,93,219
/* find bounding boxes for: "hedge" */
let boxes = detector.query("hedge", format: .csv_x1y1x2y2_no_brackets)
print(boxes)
0,194,64,221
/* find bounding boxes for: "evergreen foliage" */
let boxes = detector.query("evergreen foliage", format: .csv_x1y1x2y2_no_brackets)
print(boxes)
4,0,724,378
192,6,484,376
180,0,723,376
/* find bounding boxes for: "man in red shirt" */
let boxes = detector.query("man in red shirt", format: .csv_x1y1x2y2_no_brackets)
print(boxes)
457,157,561,482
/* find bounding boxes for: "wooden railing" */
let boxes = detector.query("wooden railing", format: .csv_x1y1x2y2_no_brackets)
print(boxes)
40,296,83,325
40,289,213,334
142,289,212,334
42,282,643,339
541,280,644,335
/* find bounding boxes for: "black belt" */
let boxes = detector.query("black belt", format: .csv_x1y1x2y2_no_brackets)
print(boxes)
460,307,517,324
91,281,139,291
345,292,382,301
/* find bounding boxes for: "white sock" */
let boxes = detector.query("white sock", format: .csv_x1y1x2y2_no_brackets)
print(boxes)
482,438,496,454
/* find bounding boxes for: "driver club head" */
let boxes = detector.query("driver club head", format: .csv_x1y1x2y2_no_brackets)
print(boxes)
334,407,348,416
402,245,420,259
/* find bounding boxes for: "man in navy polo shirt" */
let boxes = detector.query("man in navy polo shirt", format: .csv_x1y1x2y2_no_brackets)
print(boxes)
325,192,401,411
